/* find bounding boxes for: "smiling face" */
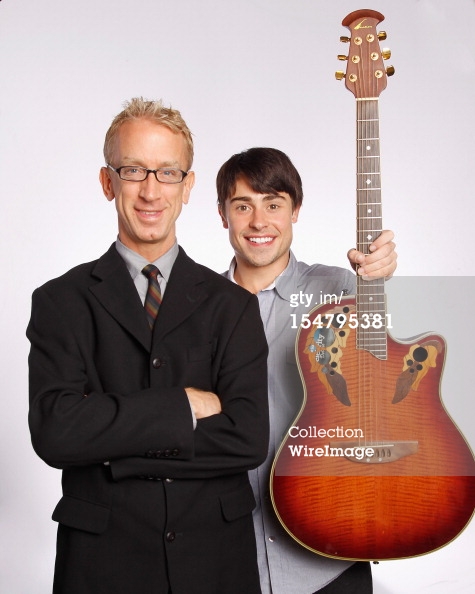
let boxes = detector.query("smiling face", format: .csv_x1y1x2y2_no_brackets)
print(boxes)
100,118,194,261
219,177,300,289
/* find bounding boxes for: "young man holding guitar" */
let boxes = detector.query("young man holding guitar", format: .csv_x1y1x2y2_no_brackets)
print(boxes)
217,146,396,594
217,9,475,592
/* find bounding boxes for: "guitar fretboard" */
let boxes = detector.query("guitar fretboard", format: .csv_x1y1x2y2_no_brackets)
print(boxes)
356,98,387,359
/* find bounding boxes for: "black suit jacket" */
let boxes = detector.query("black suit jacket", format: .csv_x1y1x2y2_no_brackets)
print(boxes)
27,244,269,594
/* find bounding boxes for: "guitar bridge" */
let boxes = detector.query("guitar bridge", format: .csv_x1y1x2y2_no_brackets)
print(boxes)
329,440,419,464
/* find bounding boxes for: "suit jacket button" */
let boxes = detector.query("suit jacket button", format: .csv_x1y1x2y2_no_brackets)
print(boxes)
163,449,171,457
166,531,176,542
165,478,174,483
172,449,179,456
152,358,162,368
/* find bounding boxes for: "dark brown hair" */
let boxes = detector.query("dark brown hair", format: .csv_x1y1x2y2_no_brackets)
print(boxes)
216,147,303,211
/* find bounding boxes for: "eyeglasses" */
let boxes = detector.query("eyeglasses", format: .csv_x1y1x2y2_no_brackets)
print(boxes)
107,164,188,184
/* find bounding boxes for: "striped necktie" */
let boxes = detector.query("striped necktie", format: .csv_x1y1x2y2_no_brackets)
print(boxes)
142,264,162,328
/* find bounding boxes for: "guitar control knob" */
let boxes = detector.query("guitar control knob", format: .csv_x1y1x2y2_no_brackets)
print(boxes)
337,54,348,61
386,65,395,77
340,36,350,43
335,71,345,80
377,31,387,41
382,48,391,60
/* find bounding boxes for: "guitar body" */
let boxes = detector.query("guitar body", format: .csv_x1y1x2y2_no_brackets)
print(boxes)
271,298,475,560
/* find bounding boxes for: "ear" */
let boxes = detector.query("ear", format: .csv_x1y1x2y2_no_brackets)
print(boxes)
181,170,195,205
218,204,229,229
99,167,115,202
291,204,301,223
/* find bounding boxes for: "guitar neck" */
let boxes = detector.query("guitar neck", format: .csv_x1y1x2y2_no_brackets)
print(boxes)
356,98,387,359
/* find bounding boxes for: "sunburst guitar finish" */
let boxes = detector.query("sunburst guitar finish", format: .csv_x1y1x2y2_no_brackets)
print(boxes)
271,297,475,560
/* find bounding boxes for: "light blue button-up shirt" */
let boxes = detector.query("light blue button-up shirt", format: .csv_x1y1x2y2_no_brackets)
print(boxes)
227,252,356,594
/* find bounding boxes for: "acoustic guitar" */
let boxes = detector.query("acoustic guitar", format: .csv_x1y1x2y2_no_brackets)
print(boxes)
270,9,475,561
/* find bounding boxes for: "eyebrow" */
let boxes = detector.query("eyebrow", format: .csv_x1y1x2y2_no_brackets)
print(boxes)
121,157,181,168
228,193,287,204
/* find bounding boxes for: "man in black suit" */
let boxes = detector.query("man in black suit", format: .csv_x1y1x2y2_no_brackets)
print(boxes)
27,98,269,594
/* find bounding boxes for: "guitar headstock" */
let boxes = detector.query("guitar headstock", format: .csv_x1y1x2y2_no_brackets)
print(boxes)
336,9,395,98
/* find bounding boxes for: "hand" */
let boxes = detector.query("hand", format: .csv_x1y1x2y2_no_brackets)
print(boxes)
185,387,222,419
347,229,397,279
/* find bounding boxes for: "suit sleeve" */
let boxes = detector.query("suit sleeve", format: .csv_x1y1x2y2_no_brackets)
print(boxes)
27,286,196,469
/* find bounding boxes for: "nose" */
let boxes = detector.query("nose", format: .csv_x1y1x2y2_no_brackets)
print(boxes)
139,171,162,201
249,207,267,230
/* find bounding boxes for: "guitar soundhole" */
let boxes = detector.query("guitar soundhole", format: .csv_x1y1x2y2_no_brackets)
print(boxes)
413,347,428,362
330,315,345,329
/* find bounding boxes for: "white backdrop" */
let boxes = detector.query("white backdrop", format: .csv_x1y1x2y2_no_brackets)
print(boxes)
1,0,474,592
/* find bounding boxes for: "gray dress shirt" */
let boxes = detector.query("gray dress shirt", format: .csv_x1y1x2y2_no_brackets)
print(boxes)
115,238,179,304
226,252,356,594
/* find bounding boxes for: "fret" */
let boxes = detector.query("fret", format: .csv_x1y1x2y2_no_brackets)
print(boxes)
355,95,387,361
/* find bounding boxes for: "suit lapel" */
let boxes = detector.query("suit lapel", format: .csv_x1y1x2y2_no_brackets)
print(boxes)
89,244,151,351
153,248,208,342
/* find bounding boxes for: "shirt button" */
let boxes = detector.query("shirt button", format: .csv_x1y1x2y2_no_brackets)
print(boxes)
166,531,176,542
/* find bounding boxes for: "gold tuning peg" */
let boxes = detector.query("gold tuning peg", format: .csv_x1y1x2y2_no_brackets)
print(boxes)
382,48,391,60
386,65,395,77
377,31,387,41
335,71,345,81
337,54,348,61
340,36,350,43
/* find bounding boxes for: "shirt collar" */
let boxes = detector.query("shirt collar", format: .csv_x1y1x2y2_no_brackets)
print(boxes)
227,251,299,299
115,238,179,281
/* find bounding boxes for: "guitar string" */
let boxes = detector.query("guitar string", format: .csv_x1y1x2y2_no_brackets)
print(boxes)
357,86,385,451
352,38,388,459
